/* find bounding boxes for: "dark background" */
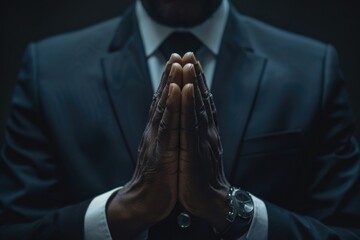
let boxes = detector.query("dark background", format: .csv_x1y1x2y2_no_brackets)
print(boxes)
1,0,360,143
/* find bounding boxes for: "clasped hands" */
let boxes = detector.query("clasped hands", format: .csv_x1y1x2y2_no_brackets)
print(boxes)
108,53,230,239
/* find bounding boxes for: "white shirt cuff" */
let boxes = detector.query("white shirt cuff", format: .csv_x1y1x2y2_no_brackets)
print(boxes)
84,187,149,240
84,187,121,240
239,194,268,240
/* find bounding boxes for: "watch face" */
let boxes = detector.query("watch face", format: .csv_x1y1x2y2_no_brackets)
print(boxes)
234,190,254,217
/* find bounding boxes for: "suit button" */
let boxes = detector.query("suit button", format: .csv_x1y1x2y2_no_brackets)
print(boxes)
177,212,191,228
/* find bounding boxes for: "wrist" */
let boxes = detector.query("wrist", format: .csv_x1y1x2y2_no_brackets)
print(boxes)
217,215,253,239
215,187,254,239
203,188,231,232
106,187,155,239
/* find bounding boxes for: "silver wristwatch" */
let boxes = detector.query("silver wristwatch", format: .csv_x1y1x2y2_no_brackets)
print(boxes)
226,187,254,223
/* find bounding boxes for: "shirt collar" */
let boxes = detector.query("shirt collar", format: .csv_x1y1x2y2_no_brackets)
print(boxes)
136,0,229,57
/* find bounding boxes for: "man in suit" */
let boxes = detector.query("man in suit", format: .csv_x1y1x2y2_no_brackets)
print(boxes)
1,0,360,239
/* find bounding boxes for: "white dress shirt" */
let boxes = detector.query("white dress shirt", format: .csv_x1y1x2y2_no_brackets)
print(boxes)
84,1,268,239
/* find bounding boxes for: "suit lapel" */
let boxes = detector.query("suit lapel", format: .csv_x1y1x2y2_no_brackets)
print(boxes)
102,6,153,164
212,6,268,180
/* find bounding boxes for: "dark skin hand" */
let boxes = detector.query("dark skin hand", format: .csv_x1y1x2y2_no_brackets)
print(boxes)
107,53,230,239
107,54,184,239
180,53,230,231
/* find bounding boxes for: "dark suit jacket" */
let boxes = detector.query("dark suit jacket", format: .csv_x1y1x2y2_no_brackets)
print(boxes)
1,3,360,240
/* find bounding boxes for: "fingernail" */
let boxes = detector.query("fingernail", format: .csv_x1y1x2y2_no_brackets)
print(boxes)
192,52,197,59
165,61,171,71
169,63,176,78
188,84,194,98
189,52,197,61
168,84,174,97
183,51,193,58
197,61,204,74
188,64,196,77
192,66,197,79
194,62,201,75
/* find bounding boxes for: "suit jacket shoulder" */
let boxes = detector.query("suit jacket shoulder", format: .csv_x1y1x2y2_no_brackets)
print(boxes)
29,16,124,88
238,13,329,68
36,16,121,58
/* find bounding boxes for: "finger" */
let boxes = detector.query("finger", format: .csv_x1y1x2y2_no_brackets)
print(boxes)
157,83,181,154
182,52,197,66
194,62,215,126
141,57,182,153
180,83,198,153
195,61,218,128
168,62,183,88
181,54,217,128
140,83,169,152
195,62,224,182
156,83,180,177
195,62,222,156
151,63,182,128
195,61,210,91
192,63,226,187
182,53,213,127
148,54,182,120
183,64,208,133
156,54,182,95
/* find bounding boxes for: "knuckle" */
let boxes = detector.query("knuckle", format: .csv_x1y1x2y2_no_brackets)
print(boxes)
198,110,208,125
198,103,206,113
150,119,157,129
157,102,166,114
152,93,158,102
202,90,211,99
159,119,168,131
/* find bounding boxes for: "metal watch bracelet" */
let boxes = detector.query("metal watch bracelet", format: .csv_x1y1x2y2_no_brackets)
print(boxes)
226,187,254,222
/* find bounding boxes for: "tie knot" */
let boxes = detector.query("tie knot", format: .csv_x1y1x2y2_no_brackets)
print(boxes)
159,32,202,59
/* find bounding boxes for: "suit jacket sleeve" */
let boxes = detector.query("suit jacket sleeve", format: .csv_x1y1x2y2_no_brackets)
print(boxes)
265,45,360,239
0,44,92,240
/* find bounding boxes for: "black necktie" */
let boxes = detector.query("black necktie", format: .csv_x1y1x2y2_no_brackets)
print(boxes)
159,32,202,59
